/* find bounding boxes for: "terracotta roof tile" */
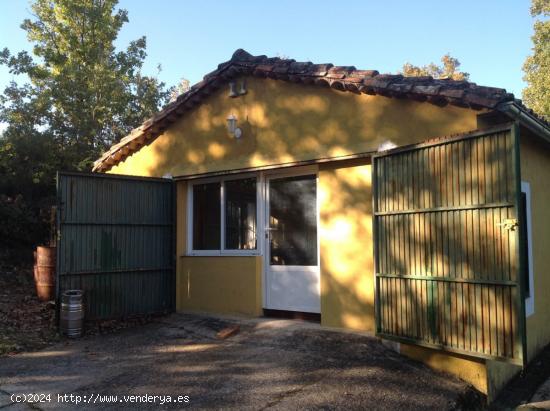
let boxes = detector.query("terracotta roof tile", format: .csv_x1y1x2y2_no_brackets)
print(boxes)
308,63,334,76
288,61,313,74
93,48,547,172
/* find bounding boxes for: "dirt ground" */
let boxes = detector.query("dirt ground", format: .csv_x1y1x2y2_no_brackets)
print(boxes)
2,264,546,410
0,265,58,355
0,264,159,357
490,342,550,410
0,312,484,411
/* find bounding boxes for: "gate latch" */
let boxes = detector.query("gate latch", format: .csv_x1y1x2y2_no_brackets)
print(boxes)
497,219,518,231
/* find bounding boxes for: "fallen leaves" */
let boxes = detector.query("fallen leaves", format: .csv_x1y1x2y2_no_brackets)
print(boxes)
0,263,164,357
0,264,59,356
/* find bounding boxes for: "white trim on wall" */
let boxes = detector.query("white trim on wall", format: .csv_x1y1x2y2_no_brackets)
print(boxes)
521,181,535,317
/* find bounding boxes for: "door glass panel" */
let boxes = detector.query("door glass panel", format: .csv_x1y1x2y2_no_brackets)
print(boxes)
269,175,317,266
225,178,257,250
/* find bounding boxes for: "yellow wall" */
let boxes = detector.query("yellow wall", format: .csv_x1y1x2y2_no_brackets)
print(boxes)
400,343,488,394
521,132,550,358
178,256,263,316
319,159,374,331
174,180,262,316
175,180,187,310
109,76,481,178
485,360,520,402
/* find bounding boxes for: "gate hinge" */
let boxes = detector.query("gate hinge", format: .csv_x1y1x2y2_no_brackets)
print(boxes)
496,219,518,231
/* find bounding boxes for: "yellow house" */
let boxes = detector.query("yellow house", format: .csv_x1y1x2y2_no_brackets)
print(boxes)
90,49,550,401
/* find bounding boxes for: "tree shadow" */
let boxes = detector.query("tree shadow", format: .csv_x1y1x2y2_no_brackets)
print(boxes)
120,75,478,177
375,127,519,361
0,314,480,410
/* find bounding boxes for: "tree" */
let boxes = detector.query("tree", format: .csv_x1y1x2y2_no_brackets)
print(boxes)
0,0,172,256
401,54,470,81
523,0,550,120
1,0,171,164
170,77,191,102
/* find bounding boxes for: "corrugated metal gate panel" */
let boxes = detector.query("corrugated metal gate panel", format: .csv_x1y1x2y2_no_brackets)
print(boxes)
57,172,175,320
373,125,525,364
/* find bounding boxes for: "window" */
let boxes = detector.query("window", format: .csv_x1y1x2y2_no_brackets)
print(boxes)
225,178,257,250
521,182,535,317
189,176,258,255
192,182,221,250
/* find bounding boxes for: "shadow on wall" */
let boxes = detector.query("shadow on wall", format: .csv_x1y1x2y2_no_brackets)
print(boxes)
140,76,478,178
319,160,375,331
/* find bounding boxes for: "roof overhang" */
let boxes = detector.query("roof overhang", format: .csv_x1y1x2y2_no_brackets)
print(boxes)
497,101,550,144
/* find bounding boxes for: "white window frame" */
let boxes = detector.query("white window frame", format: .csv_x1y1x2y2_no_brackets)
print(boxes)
521,181,535,317
186,173,263,256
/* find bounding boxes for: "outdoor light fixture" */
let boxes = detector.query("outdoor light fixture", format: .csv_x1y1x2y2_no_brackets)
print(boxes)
226,114,242,139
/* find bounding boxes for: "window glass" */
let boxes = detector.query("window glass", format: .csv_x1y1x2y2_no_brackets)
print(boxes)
225,178,257,250
192,182,221,250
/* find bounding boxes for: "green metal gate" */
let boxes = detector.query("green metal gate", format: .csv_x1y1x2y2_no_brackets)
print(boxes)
373,124,526,365
56,172,175,320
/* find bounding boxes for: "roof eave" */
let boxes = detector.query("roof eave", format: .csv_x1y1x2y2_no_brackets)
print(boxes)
497,101,550,145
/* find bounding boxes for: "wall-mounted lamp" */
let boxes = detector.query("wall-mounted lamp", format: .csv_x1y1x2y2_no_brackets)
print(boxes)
226,114,242,139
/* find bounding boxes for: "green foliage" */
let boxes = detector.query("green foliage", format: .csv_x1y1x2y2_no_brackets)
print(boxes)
523,0,550,120
1,0,171,160
0,195,51,254
0,0,172,256
170,77,191,102
401,54,470,81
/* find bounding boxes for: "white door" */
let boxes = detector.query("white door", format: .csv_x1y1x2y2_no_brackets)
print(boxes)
264,172,320,313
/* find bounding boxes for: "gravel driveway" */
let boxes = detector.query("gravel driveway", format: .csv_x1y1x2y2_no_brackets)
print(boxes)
0,313,482,410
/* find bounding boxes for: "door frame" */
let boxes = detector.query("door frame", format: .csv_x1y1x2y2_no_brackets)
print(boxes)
261,165,321,312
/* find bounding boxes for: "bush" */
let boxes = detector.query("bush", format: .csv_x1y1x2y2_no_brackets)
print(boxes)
0,194,53,263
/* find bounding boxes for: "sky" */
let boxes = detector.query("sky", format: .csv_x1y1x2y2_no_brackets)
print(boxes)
0,0,537,102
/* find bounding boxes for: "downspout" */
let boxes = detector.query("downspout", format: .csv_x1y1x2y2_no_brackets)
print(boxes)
497,101,550,144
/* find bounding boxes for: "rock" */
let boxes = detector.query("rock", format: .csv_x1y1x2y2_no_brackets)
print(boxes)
216,325,240,340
